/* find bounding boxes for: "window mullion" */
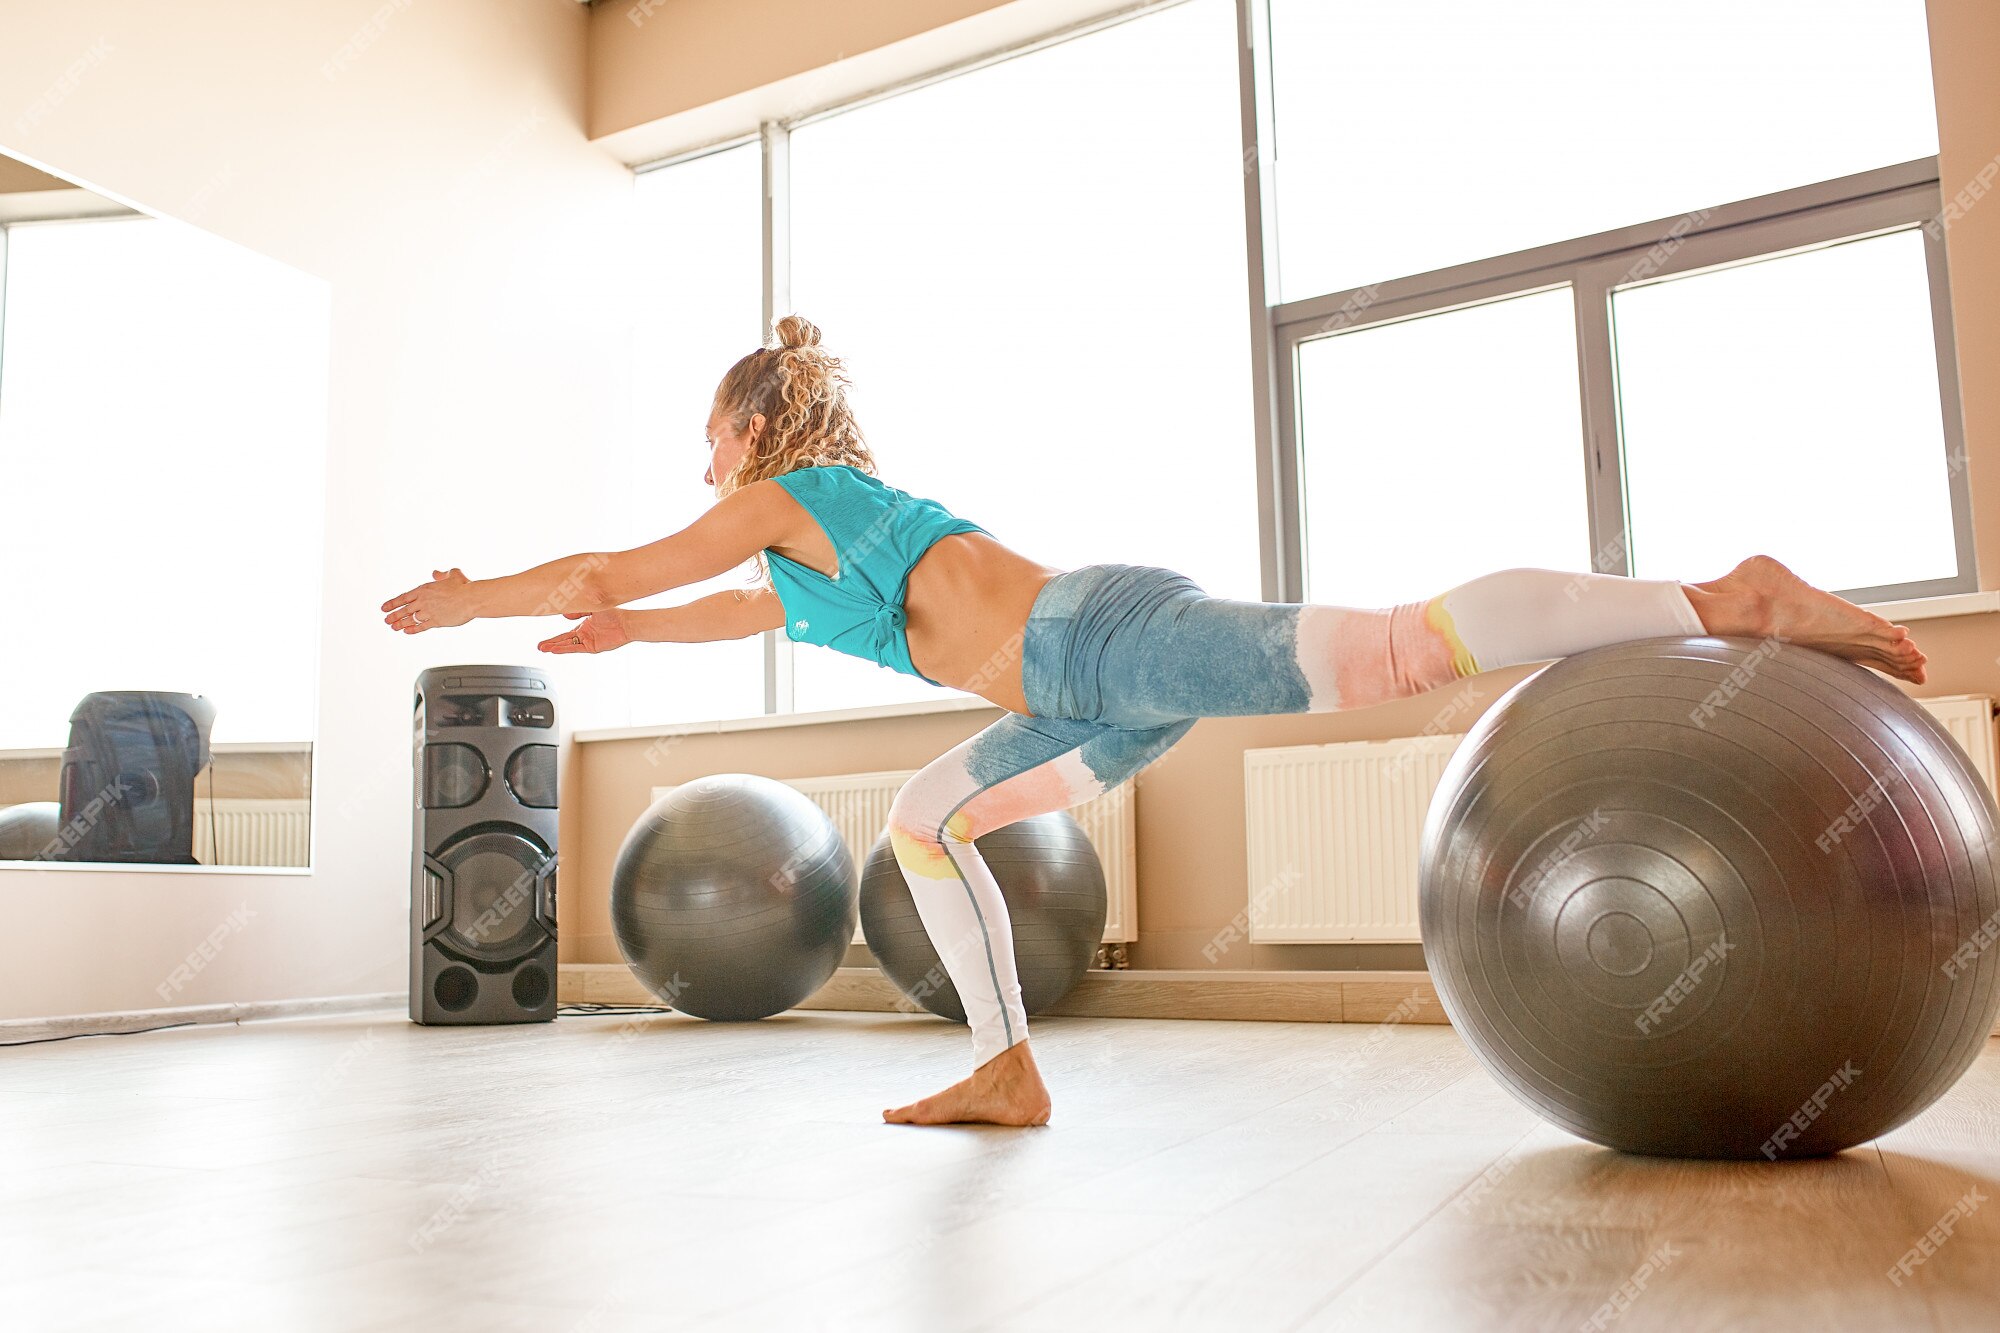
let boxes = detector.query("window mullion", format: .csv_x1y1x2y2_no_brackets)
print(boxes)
1573,262,1632,577
761,119,795,716
1923,214,1978,592
1237,0,1297,603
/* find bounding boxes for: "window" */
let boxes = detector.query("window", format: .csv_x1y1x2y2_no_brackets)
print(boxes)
1262,0,1966,605
622,142,767,725
1297,288,1589,606
784,0,1256,713
1615,229,1959,595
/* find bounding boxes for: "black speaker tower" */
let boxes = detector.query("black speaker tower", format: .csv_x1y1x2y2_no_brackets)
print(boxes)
411,666,558,1025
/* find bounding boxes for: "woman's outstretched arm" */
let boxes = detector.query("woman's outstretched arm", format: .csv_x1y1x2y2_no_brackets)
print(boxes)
535,587,785,654
381,481,791,633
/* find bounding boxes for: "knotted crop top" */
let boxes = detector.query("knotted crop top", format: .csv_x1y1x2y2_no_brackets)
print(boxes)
763,464,991,685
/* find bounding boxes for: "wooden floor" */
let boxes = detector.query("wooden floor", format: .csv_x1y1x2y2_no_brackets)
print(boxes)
7,1006,1998,1332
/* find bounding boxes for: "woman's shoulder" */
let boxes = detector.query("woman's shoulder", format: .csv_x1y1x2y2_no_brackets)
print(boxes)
770,464,982,536
774,463,896,503
773,461,874,487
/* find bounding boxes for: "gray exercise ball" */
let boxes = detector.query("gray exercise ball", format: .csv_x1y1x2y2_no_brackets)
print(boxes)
0,803,60,861
1420,635,2000,1160
610,773,856,1022
860,810,1107,1022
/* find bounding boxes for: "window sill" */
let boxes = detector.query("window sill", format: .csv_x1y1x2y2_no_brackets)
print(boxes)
1862,590,2000,622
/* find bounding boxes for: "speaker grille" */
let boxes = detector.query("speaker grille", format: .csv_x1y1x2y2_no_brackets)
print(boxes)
424,744,488,809
505,744,558,809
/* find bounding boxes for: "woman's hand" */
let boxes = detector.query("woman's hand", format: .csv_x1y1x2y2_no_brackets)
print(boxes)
382,569,477,633
537,609,632,655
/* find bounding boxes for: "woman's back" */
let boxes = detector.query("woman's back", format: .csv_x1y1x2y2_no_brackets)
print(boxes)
762,464,992,684
761,465,1064,711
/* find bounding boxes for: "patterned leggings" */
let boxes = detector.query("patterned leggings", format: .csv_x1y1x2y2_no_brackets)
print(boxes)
885,563,1707,1069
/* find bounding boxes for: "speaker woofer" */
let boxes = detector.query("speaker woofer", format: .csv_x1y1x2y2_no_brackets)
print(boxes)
433,965,477,1013
435,828,550,959
511,964,551,1010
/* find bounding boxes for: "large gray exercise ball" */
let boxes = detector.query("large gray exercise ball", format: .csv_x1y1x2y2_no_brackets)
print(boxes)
0,803,60,861
1420,635,2000,1160
860,810,1107,1022
610,774,856,1022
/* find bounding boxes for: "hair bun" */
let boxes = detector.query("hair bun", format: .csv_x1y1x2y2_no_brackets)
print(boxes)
773,314,822,350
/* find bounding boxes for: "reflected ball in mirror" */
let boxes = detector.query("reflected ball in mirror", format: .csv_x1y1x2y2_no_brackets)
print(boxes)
0,803,61,861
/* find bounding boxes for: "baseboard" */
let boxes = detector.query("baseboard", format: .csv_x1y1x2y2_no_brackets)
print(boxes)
17,972,1993,1043
1044,969,1448,1024
558,963,1450,1026
562,963,2000,1037
0,992,403,1045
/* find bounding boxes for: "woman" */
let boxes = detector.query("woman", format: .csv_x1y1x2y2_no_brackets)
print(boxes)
383,314,1929,1128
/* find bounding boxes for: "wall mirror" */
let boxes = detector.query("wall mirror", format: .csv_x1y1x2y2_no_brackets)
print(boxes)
0,148,327,871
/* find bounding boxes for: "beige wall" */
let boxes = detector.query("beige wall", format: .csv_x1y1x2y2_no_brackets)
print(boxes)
0,154,72,192
0,0,636,1020
570,0,2000,977
589,0,1012,138
585,0,1147,163
1930,0,2000,591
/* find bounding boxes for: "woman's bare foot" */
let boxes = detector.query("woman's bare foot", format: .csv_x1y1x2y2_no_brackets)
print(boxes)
1683,555,1928,685
883,1039,1052,1127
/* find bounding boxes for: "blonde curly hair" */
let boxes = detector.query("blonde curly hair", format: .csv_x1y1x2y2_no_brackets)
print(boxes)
710,314,877,591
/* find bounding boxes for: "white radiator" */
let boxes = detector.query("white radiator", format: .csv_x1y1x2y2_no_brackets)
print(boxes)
653,770,1139,943
190,799,312,868
1243,736,1465,944
1241,695,1998,945
1919,694,1999,796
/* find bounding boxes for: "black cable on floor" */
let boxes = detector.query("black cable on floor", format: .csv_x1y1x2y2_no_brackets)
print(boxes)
1,1009,671,1044
556,1003,675,1017
0,1020,200,1048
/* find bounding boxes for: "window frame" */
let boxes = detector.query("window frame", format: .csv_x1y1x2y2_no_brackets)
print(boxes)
1239,0,1968,605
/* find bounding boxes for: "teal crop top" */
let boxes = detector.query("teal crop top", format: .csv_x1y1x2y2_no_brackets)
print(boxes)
763,465,991,685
